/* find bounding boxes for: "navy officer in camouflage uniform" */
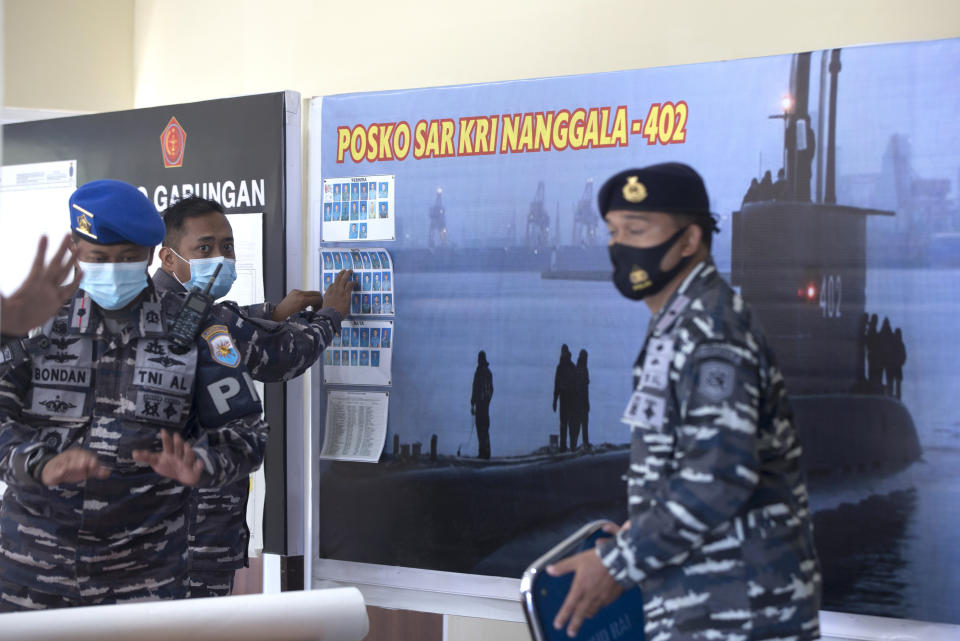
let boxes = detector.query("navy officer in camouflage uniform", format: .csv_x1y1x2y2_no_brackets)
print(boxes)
153,196,353,597
548,164,821,640
0,180,268,611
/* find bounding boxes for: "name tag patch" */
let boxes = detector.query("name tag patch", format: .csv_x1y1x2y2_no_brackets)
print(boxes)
33,334,93,389
134,338,195,396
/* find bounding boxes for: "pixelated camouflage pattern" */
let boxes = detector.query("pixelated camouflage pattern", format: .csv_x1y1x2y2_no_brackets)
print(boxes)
0,287,267,611
0,337,31,379
597,258,822,641
187,569,235,598
152,269,340,585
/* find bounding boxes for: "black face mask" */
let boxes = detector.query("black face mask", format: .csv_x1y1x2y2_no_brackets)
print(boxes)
608,226,691,300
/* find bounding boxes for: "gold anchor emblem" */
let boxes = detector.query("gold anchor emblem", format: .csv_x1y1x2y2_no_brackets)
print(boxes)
622,176,648,203
72,204,97,239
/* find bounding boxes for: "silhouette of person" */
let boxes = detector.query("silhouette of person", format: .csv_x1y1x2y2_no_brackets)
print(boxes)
879,317,895,395
742,178,759,205
856,313,868,382
892,328,906,399
757,170,774,201
553,344,577,452
573,349,591,449
773,168,790,201
866,314,881,388
471,351,494,459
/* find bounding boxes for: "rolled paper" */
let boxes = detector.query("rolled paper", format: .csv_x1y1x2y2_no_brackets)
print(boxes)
0,587,369,641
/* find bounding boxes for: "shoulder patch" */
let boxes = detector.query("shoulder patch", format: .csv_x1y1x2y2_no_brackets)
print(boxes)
201,324,241,368
697,360,736,402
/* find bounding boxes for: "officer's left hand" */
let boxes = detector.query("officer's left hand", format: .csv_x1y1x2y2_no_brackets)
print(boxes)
272,289,324,322
547,548,624,638
1,234,81,336
132,430,205,486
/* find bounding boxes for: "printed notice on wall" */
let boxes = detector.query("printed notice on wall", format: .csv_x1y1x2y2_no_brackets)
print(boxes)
224,213,265,307
0,160,77,297
323,319,393,386
320,390,389,463
322,175,395,242
322,247,395,317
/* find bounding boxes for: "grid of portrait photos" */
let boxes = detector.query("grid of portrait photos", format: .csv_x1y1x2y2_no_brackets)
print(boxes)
322,320,394,386
321,247,395,318
321,175,395,242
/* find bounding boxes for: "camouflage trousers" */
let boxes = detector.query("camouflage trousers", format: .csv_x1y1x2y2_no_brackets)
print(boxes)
640,515,821,641
0,575,183,612
188,569,236,598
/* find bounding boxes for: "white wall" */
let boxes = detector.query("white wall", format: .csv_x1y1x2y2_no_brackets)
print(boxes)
3,0,133,112
130,0,960,109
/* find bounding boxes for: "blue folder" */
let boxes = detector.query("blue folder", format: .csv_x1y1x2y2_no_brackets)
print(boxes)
521,521,645,641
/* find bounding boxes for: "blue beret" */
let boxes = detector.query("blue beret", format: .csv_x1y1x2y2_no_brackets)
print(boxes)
597,162,714,220
69,179,165,246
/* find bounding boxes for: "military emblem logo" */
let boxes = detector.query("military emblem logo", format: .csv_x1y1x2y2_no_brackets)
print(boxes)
161,116,187,168
144,339,166,356
697,360,736,402
148,354,185,368
629,266,651,290
72,204,98,240
201,325,240,368
622,176,647,203
142,399,161,417
50,337,79,350
163,401,179,420
38,395,77,414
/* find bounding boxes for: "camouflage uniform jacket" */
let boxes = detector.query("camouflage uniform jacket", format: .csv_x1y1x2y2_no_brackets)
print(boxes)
597,258,822,641
0,335,31,378
0,287,267,605
152,269,340,572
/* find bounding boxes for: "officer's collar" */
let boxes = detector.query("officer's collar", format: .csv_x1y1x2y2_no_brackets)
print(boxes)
68,284,166,340
151,267,187,295
647,257,718,338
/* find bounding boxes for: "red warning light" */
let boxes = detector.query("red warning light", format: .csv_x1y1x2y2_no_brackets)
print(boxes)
806,284,817,300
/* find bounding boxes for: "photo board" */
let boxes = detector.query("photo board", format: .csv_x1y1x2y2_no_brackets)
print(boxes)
308,39,960,632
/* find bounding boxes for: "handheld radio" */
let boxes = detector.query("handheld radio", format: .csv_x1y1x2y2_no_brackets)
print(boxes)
168,263,222,355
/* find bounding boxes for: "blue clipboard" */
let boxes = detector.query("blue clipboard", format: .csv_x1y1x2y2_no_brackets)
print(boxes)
520,521,645,641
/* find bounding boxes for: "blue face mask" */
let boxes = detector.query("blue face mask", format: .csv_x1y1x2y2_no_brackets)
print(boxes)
78,260,149,310
171,250,237,299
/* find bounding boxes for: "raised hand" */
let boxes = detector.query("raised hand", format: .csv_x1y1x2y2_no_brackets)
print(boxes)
133,430,205,487
2,235,82,336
